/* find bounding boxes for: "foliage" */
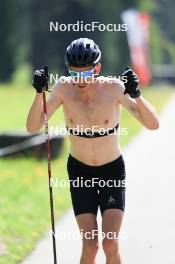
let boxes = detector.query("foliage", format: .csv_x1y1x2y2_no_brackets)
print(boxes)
1,0,174,82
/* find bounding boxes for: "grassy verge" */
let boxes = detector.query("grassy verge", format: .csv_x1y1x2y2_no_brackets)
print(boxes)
0,141,71,264
0,84,174,263
0,84,65,132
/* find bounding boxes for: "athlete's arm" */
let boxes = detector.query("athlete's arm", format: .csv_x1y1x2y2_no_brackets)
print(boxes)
26,82,63,133
117,81,159,130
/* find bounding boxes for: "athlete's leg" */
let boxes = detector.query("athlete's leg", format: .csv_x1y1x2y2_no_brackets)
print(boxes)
76,213,99,264
97,155,126,263
102,209,123,264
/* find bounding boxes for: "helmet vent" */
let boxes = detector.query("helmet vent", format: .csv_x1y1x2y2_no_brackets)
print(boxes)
73,44,76,49
79,45,83,49
86,44,90,49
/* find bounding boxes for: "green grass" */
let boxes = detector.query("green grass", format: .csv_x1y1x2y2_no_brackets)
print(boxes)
0,84,69,263
0,84,65,132
0,141,71,264
0,84,174,263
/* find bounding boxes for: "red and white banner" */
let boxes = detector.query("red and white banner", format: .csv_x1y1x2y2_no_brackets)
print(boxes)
121,9,151,86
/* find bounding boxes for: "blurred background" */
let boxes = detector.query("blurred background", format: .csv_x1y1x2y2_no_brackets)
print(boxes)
0,0,175,82
0,0,174,263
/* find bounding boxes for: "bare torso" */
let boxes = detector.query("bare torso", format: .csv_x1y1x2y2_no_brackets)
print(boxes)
57,77,123,165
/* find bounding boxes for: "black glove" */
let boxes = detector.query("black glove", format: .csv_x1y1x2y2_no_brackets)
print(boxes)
121,67,141,98
32,68,48,93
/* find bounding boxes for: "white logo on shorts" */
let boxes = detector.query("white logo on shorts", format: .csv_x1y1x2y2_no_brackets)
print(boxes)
108,196,117,203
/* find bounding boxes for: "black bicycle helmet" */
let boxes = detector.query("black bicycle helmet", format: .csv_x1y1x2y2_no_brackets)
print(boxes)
65,38,101,68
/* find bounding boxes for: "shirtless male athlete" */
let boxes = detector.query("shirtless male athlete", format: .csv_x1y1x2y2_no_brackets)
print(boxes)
26,38,159,264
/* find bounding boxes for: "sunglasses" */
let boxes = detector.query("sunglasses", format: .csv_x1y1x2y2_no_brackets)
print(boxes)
69,68,95,78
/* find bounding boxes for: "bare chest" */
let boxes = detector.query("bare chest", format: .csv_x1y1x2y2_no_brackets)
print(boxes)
63,88,119,127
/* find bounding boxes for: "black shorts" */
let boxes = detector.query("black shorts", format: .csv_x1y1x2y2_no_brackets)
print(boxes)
67,154,126,216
